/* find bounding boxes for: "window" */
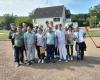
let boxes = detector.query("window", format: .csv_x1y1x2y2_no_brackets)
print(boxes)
53,18,60,22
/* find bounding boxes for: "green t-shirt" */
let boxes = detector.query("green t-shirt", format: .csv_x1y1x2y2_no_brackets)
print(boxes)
13,33,24,47
46,31,55,45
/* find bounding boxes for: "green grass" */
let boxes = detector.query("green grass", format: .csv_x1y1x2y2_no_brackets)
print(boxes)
87,30,100,37
0,30,9,41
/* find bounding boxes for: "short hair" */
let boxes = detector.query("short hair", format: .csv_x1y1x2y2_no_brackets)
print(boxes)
45,21,49,24
10,23,15,26
59,24,62,27
27,26,32,29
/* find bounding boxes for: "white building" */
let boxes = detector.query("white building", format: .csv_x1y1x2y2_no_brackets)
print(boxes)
32,5,66,28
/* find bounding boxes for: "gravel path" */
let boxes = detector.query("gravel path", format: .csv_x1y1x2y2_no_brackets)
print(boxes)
0,37,100,80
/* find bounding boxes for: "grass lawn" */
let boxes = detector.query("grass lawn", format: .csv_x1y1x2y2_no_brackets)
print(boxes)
87,30,100,37
0,30,9,41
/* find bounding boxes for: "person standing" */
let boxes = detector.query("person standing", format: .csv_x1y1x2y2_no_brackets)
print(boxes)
45,27,56,63
21,22,28,61
65,26,74,61
35,28,46,64
74,27,86,60
24,26,35,65
8,23,17,62
12,27,24,67
56,24,68,62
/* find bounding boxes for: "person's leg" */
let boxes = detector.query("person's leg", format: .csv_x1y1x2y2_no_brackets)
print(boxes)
80,42,85,60
58,45,63,61
41,53,45,63
66,45,70,60
54,47,57,58
62,45,67,61
50,45,55,62
23,45,27,61
14,46,20,66
76,43,80,60
70,45,73,60
19,47,24,63
36,46,41,59
46,45,50,62
30,46,35,63
27,45,31,63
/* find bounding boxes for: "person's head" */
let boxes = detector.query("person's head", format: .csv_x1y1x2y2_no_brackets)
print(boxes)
55,24,58,30
50,21,53,27
45,21,49,27
47,27,52,32
22,22,27,27
68,26,73,31
37,28,43,34
65,27,68,31
58,24,62,30
27,26,32,33
17,27,22,33
10,23,16,30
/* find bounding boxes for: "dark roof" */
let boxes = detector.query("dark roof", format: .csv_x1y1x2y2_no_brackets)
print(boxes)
33,5,64,19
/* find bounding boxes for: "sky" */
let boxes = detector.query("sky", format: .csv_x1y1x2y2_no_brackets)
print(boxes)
0,0,100,16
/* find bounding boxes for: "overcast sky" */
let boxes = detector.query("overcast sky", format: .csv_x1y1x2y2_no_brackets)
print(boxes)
0,0,100,16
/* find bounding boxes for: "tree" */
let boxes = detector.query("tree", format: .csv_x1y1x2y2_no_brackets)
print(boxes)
15,17,33,27
89,4,100,27
71,14,89,27
65,8,71,18
0,14,16,29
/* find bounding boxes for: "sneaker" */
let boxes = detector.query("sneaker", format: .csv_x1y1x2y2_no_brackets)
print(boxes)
15,62,20,67
38,59,41,63
30,60,34,64
41,60,44,64
20,61,25,64
71,57,73,61
65,60,68,63
68,57,70,61
27,61,32,65
59,59,61,61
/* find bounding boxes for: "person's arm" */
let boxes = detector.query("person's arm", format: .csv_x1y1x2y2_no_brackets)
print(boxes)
83,32,86,38
33,34,36,48
24,33,27,50
8,31,12,39
44,34,47,48
54,32,58,47
12,33,16,46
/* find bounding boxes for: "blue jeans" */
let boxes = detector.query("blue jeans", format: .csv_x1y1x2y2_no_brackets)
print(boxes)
46,44,55,62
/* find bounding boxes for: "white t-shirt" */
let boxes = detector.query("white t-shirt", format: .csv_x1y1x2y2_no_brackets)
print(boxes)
74,31,85,43
36,33,45,46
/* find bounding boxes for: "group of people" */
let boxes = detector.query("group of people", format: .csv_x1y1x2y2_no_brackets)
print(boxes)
8,21,87,67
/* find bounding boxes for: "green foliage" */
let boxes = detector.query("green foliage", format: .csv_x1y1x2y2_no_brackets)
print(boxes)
0,14,16,26
65,8,71,18
71,14,90,27
89,4,100,28
15,17,33,27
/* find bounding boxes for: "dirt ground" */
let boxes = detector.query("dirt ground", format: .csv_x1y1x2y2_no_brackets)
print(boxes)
0,37,100,80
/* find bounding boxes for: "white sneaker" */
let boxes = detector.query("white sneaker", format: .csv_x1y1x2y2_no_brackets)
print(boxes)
15,62,20,67
68,57,70,61
59,59,61,61
41,60,44,64
38,59,41,63
65,60,68,63
71,57,73,61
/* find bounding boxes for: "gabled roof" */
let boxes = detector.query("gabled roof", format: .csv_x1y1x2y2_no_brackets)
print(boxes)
33,5,64,19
